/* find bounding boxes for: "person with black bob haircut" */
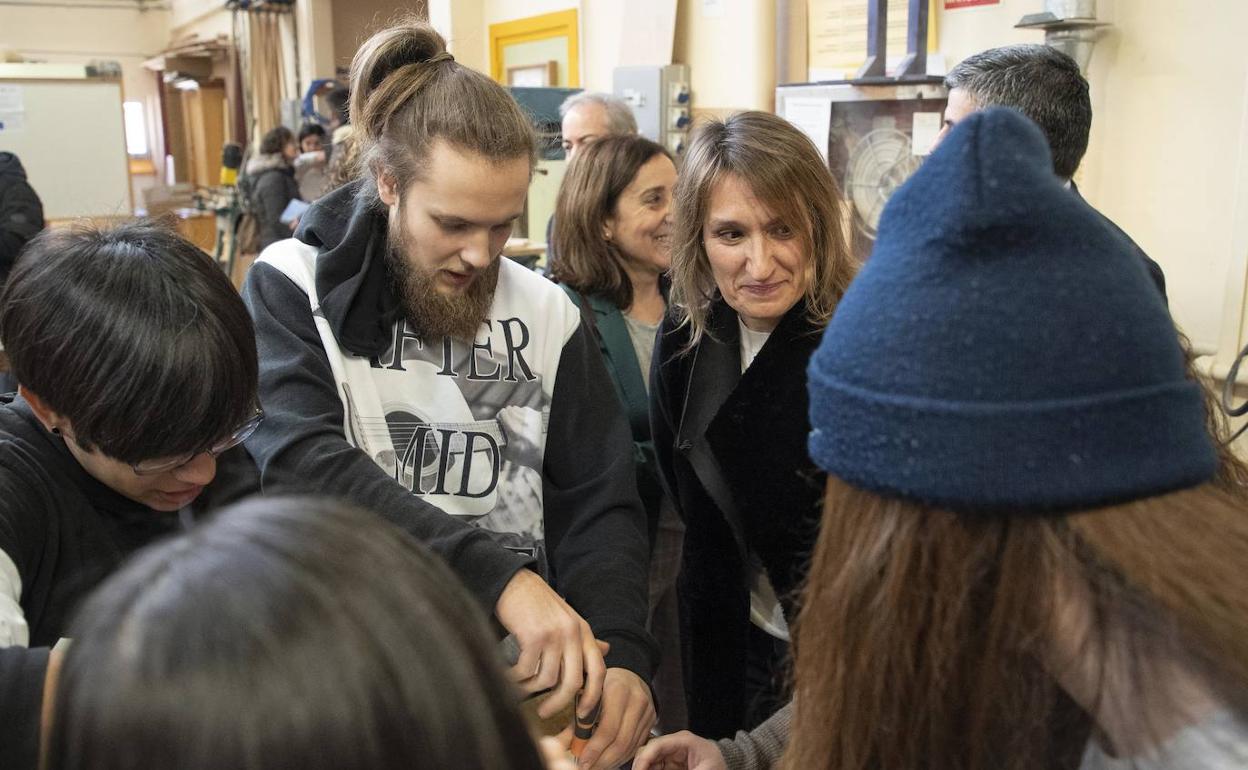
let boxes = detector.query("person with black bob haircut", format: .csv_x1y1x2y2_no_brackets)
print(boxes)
0,221,260,770
44,496,567,770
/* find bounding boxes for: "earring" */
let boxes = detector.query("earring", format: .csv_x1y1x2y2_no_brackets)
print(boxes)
50,427,61,436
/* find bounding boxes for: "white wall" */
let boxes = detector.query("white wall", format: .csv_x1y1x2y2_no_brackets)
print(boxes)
935,0,1248,355
1,0,172,209
674,0,775,114
169,0,232,40
580,0,624,92
481,1,578,81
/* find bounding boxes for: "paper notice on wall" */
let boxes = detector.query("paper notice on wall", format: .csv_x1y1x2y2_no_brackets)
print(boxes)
912,112,942,155
783,97,833,163
0,112,25,133
0,85,23,112
808,0,910,76
702,0,725,18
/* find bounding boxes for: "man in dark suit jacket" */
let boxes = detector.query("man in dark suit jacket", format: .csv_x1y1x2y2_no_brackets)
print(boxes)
939,44,1167,302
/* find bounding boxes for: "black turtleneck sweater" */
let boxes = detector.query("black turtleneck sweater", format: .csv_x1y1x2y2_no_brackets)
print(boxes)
0,395,257,770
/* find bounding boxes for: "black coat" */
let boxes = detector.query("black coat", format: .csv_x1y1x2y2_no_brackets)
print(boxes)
245,154,299,251
650,298,826,738
0,153,44,286
1070,181,1167,304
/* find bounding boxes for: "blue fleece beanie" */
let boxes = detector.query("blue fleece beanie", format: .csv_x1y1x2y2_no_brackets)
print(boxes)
807,107,1216,512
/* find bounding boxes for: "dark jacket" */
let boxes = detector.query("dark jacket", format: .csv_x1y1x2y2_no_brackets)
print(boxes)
0,153,44,286
1070,181,1167,304
0,395,258,770
560,285,663,544
245,153,299,251
241,181,657,680
651,299,826,738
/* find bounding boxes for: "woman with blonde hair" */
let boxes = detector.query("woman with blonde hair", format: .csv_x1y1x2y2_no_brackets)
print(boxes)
637,108,1248,770
650,110,856,738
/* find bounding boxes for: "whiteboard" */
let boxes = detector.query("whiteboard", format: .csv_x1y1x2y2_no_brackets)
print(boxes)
0,79,132,220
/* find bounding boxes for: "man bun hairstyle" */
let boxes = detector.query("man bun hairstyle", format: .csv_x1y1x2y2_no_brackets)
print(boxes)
349,18,536,198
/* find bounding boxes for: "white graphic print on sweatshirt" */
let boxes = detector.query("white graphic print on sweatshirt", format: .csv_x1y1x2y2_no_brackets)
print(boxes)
260,243,580,571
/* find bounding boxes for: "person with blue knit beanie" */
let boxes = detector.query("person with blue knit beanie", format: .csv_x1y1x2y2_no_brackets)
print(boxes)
806,105,1213,511
635,108,1248,770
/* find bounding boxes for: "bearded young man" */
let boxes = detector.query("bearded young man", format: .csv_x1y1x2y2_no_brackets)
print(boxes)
241,21,657,770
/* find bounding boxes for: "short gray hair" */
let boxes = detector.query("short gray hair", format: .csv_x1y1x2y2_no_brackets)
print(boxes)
558,91,637,135
945,44,1090,180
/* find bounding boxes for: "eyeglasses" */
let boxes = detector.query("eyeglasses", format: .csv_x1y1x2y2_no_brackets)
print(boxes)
131,410,265,476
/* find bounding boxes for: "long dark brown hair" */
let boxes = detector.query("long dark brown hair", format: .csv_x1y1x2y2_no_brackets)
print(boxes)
551,134,672,309
782,476,1248,770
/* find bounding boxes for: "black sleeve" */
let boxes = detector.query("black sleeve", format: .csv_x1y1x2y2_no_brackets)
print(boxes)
0,645,49,770
542,321,657,681
241,262,531,609
1142,254,1167,306
632,436,663,548
0,179,45,284
649,317,683,518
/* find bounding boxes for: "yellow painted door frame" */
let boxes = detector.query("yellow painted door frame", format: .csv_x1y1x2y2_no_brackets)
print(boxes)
489,8,580,88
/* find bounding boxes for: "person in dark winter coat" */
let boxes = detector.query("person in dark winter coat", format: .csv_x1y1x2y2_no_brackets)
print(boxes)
0,222,261,770
246,126,300,251
0,152,44,287
650,111,857,739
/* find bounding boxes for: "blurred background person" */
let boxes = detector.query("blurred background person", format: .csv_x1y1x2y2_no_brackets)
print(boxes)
547,92,637,267
244,126,300,251
0,151,43,289
295,123,328,202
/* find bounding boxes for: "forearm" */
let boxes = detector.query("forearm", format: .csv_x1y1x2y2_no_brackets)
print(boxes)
716,701,792,770
544,325,656,679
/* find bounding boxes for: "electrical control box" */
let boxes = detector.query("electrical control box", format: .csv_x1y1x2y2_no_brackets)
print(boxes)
613,64,691,157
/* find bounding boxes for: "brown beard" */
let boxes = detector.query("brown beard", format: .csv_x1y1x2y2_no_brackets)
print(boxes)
386,212,500,342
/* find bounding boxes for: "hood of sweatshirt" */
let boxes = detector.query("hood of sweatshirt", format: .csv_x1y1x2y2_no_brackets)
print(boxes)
245,152,292,176
292,179,401,358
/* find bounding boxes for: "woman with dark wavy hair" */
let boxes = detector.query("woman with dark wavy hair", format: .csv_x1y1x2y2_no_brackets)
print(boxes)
552,133,684,729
